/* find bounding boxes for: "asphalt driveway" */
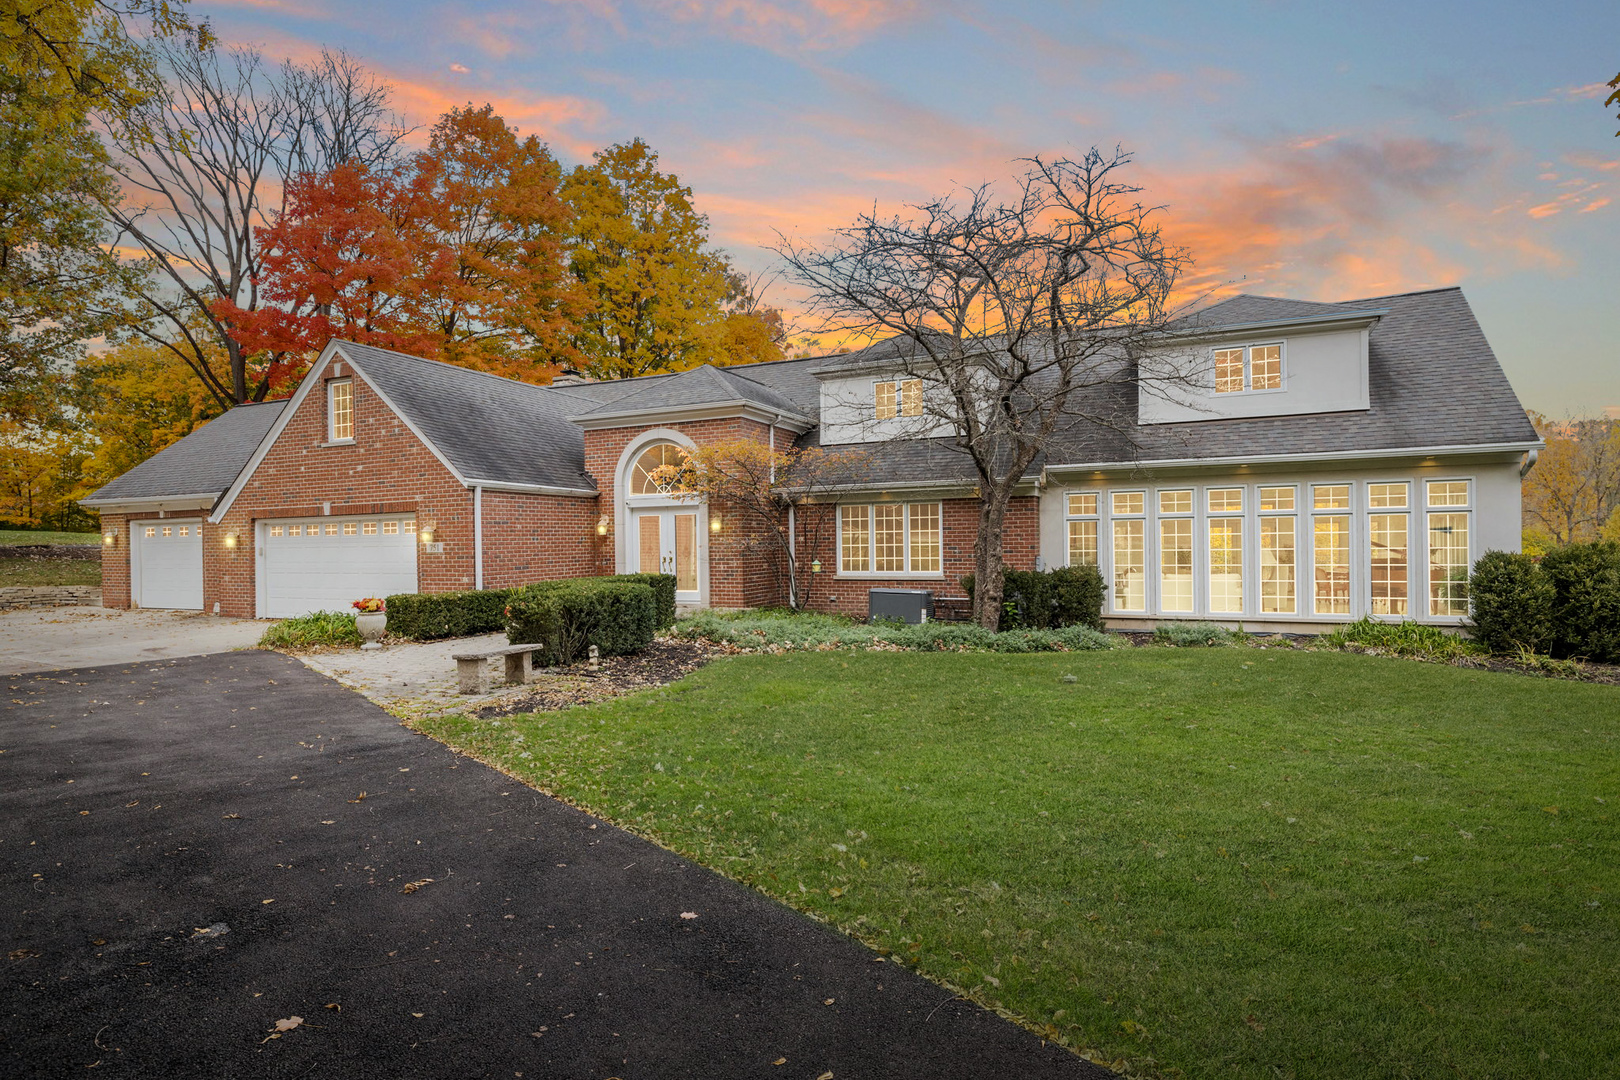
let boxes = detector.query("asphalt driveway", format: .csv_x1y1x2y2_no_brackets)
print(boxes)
1,651,1109,1079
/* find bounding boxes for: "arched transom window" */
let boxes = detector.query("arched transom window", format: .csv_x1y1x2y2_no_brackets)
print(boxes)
629,442,688,495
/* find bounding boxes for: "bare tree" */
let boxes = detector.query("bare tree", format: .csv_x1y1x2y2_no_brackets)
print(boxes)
776,148,1191,629
100,40,406,406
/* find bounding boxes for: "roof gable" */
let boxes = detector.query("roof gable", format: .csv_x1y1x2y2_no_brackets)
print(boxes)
568,363,810,425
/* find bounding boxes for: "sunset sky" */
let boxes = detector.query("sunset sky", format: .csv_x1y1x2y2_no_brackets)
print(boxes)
203,0,1617,418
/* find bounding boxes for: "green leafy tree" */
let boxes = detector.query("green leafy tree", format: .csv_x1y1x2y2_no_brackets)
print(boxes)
0,84,144,424
0,1,209,138
562,138,736,379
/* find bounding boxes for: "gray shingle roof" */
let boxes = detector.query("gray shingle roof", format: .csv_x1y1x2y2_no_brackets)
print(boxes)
568,362,809,421
90,287,1535,505
336,341,595,491
82,400,287,504
801,287,1538,485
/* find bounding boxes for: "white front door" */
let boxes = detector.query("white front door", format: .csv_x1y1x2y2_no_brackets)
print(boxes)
260,515,419,619
132,519,204,610
634,508,701,605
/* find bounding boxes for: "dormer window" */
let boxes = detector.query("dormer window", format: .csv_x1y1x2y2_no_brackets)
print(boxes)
327,379,354,441
1213,343,1283,394
875,378,922,419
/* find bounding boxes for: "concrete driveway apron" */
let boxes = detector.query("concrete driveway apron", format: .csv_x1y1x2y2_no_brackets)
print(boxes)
1,650,1111,1079
0,607,266,673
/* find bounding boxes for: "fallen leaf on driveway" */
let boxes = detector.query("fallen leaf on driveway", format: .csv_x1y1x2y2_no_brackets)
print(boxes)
261,899,274,905
817,1072,834,1080
273,1017,302,1032
348,792,367,803
823,998,835,1006
679,912,697,920
772,1057,786,1065
401,879,434,894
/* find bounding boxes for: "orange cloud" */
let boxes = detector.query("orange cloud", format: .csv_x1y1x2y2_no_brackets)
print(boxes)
1579,197,1611,214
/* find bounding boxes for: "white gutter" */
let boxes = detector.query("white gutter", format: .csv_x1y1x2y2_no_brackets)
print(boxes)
78,492,222,510
1042,440,1545,475
462,478,598,498
473,485,483,591
1520,449,1539,479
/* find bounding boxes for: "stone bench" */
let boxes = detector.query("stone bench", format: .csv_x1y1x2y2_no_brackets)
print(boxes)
450,643,543,695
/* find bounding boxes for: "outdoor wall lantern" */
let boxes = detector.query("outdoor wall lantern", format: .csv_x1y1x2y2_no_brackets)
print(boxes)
102,528,117,547
709,514,722,534
810,559,822,574
418,524,435,544
595,514,610,537
223,531,240,550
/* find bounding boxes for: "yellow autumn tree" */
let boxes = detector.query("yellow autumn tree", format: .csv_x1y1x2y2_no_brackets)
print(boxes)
1522,412,1620,546
563,139,777,378
74,339,224,492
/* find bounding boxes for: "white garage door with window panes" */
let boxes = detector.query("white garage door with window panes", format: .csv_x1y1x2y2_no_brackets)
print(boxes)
133,520,204,610
261,516,418,618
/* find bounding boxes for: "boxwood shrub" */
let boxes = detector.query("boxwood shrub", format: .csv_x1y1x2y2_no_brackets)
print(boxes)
385,587,515,640
1538,541,1620,663
961,565,1106,630
609,572,677,628
1467,550,1554,654
505,577,657,666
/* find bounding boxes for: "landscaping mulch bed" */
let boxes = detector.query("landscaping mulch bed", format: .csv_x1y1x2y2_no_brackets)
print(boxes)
473,638,727,718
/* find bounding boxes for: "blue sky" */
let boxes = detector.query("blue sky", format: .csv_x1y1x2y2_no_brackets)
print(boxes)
204,0,1618,417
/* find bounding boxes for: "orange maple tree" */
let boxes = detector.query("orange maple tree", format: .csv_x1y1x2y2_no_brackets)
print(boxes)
213,105,581,392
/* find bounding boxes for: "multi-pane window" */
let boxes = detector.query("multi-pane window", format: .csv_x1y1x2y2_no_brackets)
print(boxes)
1312,483,1351,616
630,443,687,494
875,378,923,419
1212,343,1283,394
382,521,398,535
328,379,354,442
838,502,941,574
1214,348,1245,394
908,504,941,572
1066,493,1098,567
1207,488,1243,614
1368,483,1409,616
1256,486,1295,614
1158,490,1194,613
1427,480,1471,616
362,521,378,535
1111,491,1146,611
873,504,905,572
342,522,357,536
1249,345,1282,390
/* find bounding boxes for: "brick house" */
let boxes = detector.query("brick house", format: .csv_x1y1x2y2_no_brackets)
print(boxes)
83,287,1539,629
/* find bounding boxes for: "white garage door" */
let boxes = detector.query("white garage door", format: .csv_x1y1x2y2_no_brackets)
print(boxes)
261,515,419,619
133,519,204,610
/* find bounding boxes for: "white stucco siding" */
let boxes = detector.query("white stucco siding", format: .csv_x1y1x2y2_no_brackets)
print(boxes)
1037,454,1524,630
817,372,954,445
1138,326,1370,425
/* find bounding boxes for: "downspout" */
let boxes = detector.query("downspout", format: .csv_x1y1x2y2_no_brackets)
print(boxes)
1519,449,1539,479
473,485,484,591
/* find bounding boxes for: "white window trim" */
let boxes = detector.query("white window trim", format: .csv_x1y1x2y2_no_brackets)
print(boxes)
1155,489,1197,615
1106,490,1148,613
326,378,355,444
1064,490,1101,569
1423,477,1474,621
1255,489,1299,617
835,501,945,579
1211,341,1287,396
1364,480,1415,621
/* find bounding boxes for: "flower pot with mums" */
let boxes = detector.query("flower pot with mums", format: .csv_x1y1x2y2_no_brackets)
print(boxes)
352,598,387,649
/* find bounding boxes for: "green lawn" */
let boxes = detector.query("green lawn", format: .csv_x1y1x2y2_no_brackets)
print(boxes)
0,556,100,587
0,528,101,546
415,648,1620,1079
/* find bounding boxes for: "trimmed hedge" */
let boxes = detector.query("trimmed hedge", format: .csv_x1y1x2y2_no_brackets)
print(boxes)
386,587,515,640
384,573,673,642
1467,551,1553,654
505,577,657,666
1468,543,1620,662
610,572,677,628
961,565,1106,631
1539,542,1620,663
